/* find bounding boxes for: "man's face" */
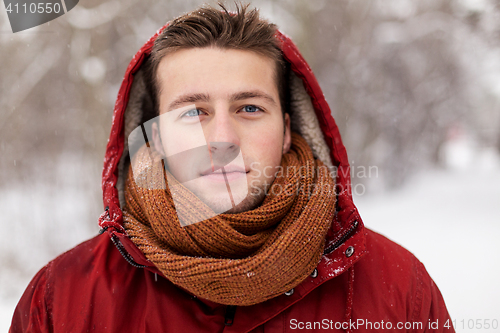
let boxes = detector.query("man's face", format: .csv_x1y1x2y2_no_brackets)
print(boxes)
151,47,291,214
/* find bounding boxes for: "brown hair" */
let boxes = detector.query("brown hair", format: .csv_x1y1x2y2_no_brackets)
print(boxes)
145,2,289,116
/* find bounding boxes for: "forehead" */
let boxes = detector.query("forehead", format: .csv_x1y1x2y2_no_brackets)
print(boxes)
156,47,279,102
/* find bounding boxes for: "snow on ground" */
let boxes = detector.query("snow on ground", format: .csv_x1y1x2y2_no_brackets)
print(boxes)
0,299,18,332
0,153,100,332
0,182,98,331
354,143,500,332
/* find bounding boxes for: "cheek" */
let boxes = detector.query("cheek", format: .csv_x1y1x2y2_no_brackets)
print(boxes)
158,124,199,180
248,129,284,167
159,121,206,157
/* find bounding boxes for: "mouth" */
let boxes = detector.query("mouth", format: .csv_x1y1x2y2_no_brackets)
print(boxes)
200,165,249,182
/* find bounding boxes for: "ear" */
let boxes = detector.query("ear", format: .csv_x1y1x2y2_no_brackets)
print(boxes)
151,122,166,156
282,113,292,154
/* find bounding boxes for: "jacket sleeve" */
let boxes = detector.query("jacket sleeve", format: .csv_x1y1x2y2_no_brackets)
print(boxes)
411,258,455,333
9,264,52,333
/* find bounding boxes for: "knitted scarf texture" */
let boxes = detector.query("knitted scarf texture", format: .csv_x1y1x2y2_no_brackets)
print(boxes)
123,132,336,306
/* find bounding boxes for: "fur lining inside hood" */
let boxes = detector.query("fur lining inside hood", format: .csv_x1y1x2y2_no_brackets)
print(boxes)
98,26,365,257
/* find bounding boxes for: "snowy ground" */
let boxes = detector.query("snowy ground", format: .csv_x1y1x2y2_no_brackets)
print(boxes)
1,147,499,332
353,139,500,332
0,153,100,332
354,167,500,332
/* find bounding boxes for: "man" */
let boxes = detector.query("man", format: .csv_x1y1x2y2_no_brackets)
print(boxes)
11,3,454,332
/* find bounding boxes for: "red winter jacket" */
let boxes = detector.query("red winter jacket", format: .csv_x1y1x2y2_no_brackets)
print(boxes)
10,24,454,333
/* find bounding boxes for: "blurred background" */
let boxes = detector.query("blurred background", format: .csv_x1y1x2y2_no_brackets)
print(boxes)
1,0,499,331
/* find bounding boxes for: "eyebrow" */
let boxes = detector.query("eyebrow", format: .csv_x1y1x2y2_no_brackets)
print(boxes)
167,90,277,111
229,91,277,106
167,93,210,111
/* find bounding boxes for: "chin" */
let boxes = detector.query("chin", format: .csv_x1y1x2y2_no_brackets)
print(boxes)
219,186,267,214
183,180,268,215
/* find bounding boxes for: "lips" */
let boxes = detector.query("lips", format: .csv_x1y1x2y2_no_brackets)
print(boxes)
200,164,248,182
201,164,248,176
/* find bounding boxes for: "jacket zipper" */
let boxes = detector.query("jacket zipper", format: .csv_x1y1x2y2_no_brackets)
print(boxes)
324,220,359,254
224,305,237,326
110,233,146,268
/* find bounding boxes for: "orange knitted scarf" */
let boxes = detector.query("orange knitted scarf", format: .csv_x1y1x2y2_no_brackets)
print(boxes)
123,133,336,306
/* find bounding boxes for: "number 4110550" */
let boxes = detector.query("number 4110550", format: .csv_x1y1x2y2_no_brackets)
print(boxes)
5,2,62,14
444,318,499,330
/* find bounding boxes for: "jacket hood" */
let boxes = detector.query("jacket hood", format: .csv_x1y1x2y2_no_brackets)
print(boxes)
98,23,366,287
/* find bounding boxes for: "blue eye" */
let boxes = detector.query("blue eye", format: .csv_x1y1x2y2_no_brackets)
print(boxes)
243,105,259,113
183,109,201,117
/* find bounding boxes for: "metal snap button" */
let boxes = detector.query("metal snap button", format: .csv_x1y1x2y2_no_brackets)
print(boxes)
284,288,294,296
345,246,354,257
310,268,318,278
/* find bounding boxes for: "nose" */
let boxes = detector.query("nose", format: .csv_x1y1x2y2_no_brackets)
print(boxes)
209,142,240,171
205,109,241,168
